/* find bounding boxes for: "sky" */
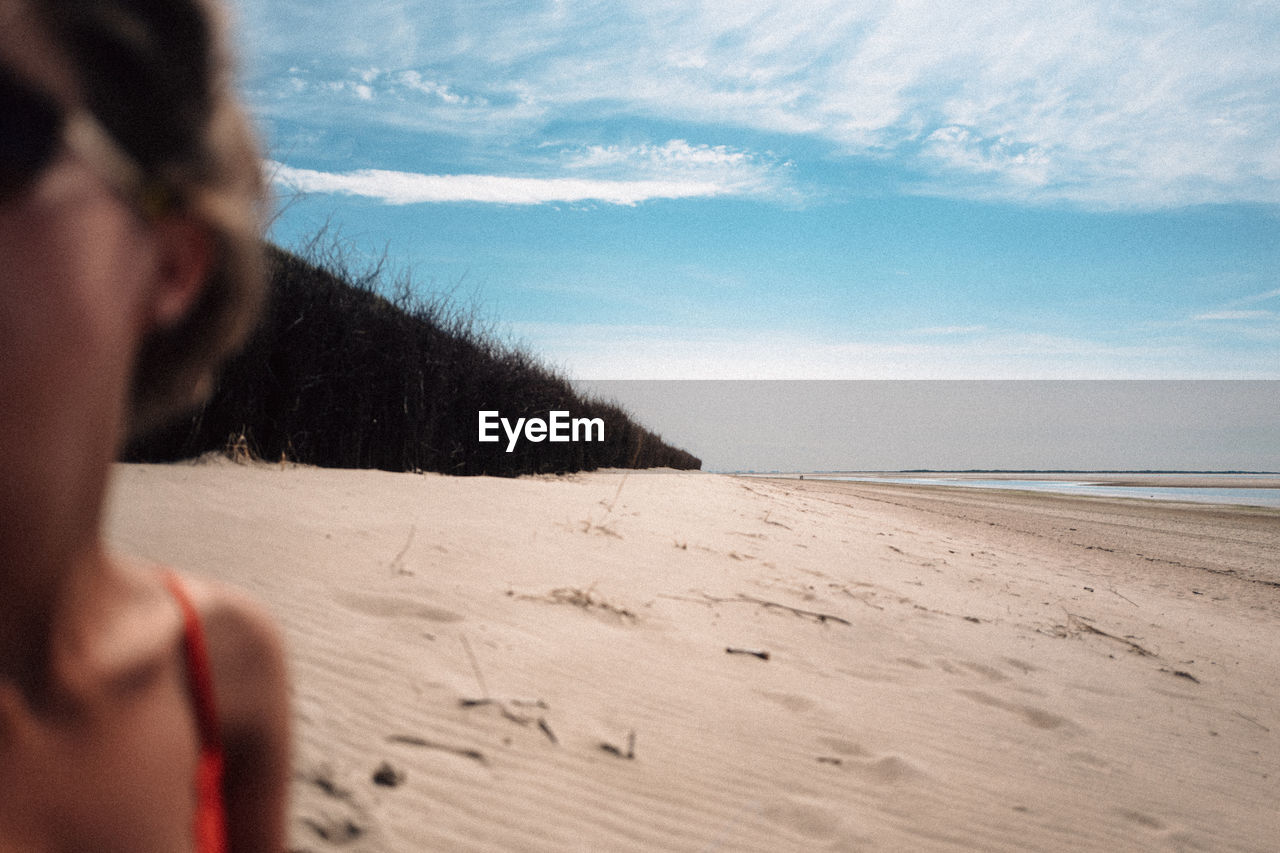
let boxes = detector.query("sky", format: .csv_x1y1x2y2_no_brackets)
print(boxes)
225,2,1280,471
231,0,1280,383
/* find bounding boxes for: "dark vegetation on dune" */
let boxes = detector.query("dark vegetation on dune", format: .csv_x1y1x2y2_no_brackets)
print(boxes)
125,241,701,475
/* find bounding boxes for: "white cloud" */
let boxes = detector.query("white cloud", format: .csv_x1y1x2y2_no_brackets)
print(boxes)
321,80,375,101
395,70,476,105
272,66,485,107
243,0,1280,208
922,127,1051,187
1193,310,1275,321
1240,288,1280,305
269,161,729,205
567,140,756,172
562,140,794,198
267,137,792,205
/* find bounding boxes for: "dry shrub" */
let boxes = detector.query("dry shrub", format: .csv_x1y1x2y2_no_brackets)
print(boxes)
125,237,700,476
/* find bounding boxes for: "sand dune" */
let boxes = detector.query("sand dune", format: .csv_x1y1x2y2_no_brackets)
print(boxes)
104,462,1280,851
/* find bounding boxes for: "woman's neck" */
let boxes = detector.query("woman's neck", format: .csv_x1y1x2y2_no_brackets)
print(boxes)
0,518,105,698
0,387,121,696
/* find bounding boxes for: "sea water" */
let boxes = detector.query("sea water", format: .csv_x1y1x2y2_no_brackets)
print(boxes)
821,476,1280,509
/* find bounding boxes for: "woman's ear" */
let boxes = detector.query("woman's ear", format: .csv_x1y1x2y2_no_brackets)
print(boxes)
148,214,214,330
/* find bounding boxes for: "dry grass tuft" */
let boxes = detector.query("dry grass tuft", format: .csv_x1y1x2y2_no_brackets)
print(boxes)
514,584,638,621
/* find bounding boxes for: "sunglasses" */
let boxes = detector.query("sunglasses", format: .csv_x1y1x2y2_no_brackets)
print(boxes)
0,62,169,216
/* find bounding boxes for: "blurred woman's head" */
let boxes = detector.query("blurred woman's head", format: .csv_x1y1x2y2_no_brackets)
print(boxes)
23,0,267,437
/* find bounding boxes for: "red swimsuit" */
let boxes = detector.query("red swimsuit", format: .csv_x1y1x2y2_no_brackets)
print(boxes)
164,572,229,853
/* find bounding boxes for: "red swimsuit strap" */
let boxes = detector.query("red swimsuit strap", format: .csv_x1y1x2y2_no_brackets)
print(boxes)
163,571,222,749
163,571,229,853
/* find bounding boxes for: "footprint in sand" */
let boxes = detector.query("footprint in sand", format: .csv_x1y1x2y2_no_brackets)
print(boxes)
815,738,926,785
934,659,1011,682
760,797,844,842
957,689,1077,732
817,736,870,758
956,661,1011,682
852,754,926,785
759,691,817,714
333,591,463,623
1117,808,1166,831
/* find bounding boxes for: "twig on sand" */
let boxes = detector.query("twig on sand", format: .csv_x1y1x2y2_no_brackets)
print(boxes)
510,698,550,710
300,766,355,803
499,705,537,726
386,734,488,765
390,525,415,575
301,816,364,844
700,593,852,626
1163,668,1200,684
538,718,559,745
1064,612,1155,657
837,588,885,610
460,635,490,700
1109,587,1138,607
517,585,638,621
460,634,557,739
602,473,629,513
725,647,771,660
581,473,630,537
459,698,532,724
1234,711,1270,732
459,695,558,744
600,730,636,760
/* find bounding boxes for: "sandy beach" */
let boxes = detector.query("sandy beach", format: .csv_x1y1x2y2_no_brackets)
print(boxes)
104,462,1279,852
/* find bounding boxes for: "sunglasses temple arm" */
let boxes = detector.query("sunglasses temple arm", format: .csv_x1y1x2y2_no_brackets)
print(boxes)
61,110,156,215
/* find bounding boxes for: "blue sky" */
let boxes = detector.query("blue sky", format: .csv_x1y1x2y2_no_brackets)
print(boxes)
232,0,1280,379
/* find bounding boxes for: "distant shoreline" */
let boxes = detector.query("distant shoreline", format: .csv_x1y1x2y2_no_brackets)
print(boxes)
749,471,1280,488
748,471,1280,508
899,469,1280,475
755,469,1280,476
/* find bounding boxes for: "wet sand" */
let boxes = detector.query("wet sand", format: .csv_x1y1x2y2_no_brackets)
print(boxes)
793,477,1280,590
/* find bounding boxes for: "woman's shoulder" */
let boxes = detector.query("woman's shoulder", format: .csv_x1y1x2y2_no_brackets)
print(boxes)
162,571,290,745
149,563,288,763
164,572,285,676
167,571,292,849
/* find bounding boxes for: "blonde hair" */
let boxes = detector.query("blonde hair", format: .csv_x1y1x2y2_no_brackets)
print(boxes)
34,0,267,437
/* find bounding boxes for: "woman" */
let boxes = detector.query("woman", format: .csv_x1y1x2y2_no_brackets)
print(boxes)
0,0,289,850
